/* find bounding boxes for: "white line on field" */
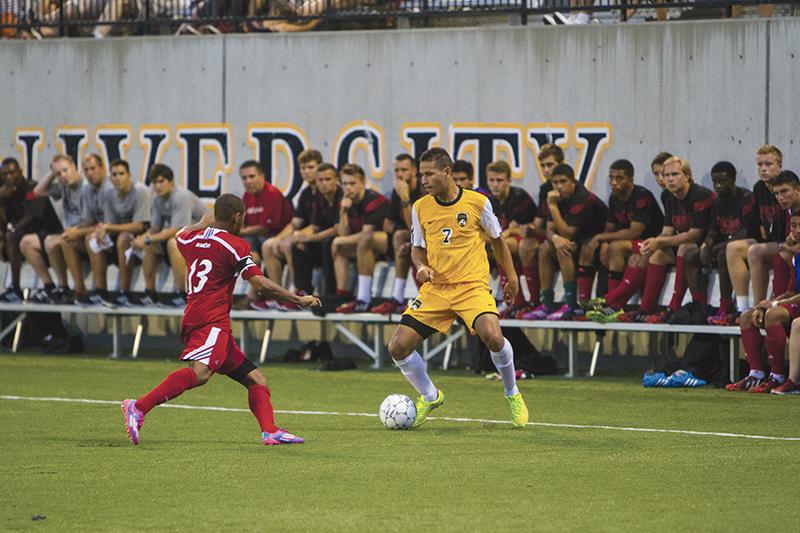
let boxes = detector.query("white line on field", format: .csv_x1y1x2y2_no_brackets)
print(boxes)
2,394,800,442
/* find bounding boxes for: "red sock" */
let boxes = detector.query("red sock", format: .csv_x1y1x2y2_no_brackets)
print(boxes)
607,271,623,294
772,255,790,297
522,265,540,305
336,289,351,297
668,257,688,312
606,266,646,308
577,266,596,301
691,287,708,305
764,325,787,376
136,367,197,415
640,264,667,313
719,297,734,315
248,384,279,433
741,326,765,372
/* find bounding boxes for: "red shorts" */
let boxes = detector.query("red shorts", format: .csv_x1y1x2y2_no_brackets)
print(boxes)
780,303,800,320
179,325,246,374
631,240,644,255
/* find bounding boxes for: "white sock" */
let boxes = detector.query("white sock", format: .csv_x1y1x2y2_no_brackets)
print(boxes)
736,296,749,312
770,373,785,383
356,275,372,303
396,351,438,401
749,369,766,379
392,277,407,303
490,338,519,397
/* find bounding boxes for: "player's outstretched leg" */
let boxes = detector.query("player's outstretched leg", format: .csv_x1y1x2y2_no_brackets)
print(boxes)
239,366,304,445
388,325,443,428
122,364,204,445
475,315,529,428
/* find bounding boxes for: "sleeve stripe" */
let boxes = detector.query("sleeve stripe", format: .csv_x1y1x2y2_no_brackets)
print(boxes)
209,234,245,262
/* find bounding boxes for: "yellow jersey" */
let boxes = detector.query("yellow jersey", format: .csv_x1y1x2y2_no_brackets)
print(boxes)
411,187,502,285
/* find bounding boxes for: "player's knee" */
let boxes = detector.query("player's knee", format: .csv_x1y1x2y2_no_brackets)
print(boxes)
388,336,413,361
791,317,800,336
483,333,504,353
740,309,755,327
244,369,267,387
764,306,789,327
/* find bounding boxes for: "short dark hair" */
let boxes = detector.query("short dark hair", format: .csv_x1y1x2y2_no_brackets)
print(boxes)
149,163,174,182
83,153,104,167
298,149,323,165
1,157,20,168
395,153,417,167
651,152,673,168
215,193,245,223
340,163,366,181
551,164,575,181
791,207,800,219
771,170,800,188
609,159,634,178
419,147,454,172
538,144,564,163
110,159,130,173
240,160,264,175
453,159,474,178
316,162,338,177
710,161,737,180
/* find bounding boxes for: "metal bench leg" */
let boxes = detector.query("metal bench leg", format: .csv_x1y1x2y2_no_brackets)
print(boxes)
3,314,26,353
240,321,248,355
131,321,144,358
110,315,120,359
373,323,384,369
589,339,601,377
566,330,575,378
729,336,736,383
259,320,273,364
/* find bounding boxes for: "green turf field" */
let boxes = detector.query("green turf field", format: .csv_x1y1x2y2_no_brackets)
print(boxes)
2,354,799,532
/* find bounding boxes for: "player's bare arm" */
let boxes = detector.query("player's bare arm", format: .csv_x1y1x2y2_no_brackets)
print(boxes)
247,274,321,307
546,189,577,240
411,245,435,284
489,236,519,304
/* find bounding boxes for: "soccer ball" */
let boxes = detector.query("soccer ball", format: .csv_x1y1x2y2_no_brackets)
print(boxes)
379,394,417,430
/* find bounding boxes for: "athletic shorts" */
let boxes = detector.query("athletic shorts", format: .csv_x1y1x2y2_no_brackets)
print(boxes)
401,281,497,337
780,302,800,320
180,325,247,374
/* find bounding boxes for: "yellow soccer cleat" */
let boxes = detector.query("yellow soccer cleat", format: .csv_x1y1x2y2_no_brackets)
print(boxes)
412,389,444,428
506,392,529,428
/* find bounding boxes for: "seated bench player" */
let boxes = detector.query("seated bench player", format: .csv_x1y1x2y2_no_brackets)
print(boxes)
700,162,758,325
260,149,322,293
485,160,536,317
371,154,424,314
130,164,206,307
584,159,664,323
523,163,607,320
333,163,389,313
636,156,714,323
290,163,342,299
728,208,800,393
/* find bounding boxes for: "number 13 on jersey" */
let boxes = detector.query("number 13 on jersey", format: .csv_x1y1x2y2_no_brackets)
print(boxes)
187,259,212,294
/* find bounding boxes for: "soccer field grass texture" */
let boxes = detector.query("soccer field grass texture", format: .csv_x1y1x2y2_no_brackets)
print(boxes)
2,355,799,532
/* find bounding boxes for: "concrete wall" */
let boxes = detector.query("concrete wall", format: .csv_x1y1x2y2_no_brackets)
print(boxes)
1,18,798,203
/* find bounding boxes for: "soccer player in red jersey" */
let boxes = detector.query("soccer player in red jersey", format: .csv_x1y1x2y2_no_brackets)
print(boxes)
122,194,320,446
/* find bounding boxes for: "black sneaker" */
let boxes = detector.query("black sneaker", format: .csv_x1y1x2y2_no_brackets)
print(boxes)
0,289,23,303
88,291,105,306
135,292,158,306
52,287,72,305
28,288,53,304
163,292,186,308
99,291,119,308
113,293,133,308
74,293,94,306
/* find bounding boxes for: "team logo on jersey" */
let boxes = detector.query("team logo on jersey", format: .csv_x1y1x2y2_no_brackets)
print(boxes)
456,212,468,227
410,298,423,310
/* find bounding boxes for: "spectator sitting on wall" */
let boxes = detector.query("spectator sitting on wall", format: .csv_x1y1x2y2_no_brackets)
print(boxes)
21,154,85,304
452,159,488,196
0,157,63,303
129,163,206,308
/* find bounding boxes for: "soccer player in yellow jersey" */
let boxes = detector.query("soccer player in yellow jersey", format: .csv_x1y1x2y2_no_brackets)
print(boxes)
387,148,530,428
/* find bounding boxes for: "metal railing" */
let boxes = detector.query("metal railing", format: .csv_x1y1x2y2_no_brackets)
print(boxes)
0,0,796,37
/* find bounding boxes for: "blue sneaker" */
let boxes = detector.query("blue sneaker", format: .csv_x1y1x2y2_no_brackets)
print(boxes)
642,372,669,387
665,370,707,388
262,428,305,445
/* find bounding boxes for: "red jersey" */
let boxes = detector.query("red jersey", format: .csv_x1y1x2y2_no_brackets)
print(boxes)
176,227,262,338
242,183,294,235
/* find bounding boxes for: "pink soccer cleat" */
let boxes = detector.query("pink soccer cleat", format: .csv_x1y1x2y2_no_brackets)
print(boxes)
262,428,305,446
121,399,144,445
